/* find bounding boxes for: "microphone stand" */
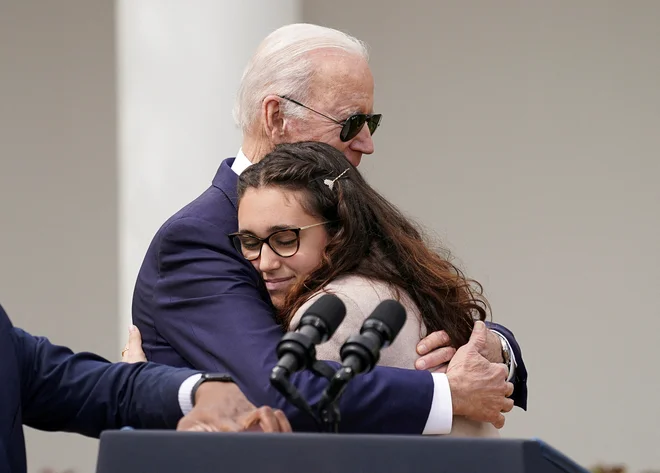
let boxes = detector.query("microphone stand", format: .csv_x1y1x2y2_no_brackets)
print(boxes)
314,331,383,433
308,361,341,433
270,360,344,433
270,366,322,430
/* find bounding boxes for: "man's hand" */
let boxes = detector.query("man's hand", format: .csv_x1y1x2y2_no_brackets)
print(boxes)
446,321,514,428
121,327,291,432
121,325,147,363
178,382,292,433
415,330,456,373
482,329,505,363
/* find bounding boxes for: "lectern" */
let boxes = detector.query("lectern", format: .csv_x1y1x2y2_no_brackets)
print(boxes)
96,430,588,473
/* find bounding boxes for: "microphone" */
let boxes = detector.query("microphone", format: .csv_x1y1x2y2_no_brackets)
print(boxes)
339,299,406,375
318,299,406,411
271,294,346,379
270,294,346,429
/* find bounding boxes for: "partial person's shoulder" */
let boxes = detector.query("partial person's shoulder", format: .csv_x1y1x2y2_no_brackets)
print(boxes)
324,275,398,303
160,189,232,233
291,276,399,328
155,162,239,239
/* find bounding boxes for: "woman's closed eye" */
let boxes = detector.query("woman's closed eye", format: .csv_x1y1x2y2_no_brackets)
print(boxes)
239,236,262,249
273,236,297,247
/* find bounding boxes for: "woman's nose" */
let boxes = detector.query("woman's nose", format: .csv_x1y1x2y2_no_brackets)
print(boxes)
256,243,282,272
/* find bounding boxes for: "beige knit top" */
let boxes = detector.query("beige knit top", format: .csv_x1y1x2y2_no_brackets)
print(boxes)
290,274,499,438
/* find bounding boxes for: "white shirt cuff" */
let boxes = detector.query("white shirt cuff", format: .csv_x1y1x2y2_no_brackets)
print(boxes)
422,373,453,434
178,373,202,415
491,330,517,381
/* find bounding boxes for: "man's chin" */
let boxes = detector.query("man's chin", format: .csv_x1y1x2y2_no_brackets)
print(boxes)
346,153,362,167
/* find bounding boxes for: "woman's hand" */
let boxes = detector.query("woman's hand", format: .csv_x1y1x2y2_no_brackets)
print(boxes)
416,327,505,372
415,330,456,373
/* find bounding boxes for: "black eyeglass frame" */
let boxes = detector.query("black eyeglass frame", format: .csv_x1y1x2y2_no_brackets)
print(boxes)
228,221,331,261
278,95,382,142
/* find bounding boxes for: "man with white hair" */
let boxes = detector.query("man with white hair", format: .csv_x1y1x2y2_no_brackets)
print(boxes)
131,23,528,434
234,24,376,167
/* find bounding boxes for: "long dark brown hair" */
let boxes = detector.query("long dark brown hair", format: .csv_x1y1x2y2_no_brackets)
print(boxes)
237,142,489,347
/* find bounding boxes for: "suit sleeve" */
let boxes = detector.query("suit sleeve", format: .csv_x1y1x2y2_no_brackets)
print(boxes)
486,321,528,409
151,216,435,433
13,327,197,437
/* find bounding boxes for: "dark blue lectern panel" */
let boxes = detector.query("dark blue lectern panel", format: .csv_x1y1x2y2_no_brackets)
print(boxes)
96,431,588,473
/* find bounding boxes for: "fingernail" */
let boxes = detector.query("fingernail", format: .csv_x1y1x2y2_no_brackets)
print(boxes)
416,359,426,370
418,344,427,354
129,324,136,333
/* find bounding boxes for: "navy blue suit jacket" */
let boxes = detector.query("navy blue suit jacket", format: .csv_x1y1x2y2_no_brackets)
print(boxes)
133,158,528,433
0,304,197,473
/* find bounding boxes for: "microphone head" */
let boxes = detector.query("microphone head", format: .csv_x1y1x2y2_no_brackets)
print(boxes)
361,299,407,345
299,293,346,340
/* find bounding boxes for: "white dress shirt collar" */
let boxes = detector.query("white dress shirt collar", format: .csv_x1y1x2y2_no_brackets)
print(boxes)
230,148,253,176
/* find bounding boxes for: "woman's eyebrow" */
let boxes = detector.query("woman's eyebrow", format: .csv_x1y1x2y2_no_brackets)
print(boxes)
236,224,296,234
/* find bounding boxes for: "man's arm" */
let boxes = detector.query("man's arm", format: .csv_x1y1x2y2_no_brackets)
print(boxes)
149,217,436,433
13,327,196,437
12,326,291,436
446,322,515,428
487,322,528,410
416,323,528,410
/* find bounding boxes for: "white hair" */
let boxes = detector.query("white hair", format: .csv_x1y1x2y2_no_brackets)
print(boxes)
233,23,369,134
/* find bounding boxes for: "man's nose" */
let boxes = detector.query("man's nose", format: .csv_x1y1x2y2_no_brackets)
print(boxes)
349,124,375,155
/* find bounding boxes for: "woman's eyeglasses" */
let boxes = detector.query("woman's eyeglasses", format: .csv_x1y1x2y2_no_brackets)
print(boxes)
278,95,382,142
228,222,330,261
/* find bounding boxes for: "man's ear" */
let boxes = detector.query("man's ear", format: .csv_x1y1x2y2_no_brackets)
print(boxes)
262,95,287,144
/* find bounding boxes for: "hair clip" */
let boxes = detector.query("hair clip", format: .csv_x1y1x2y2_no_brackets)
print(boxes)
323,168,350,191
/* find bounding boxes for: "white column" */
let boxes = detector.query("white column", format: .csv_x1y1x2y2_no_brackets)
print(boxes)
116,1,301,340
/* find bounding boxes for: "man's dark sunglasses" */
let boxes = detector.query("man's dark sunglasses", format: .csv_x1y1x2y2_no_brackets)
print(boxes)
279,95,382,142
